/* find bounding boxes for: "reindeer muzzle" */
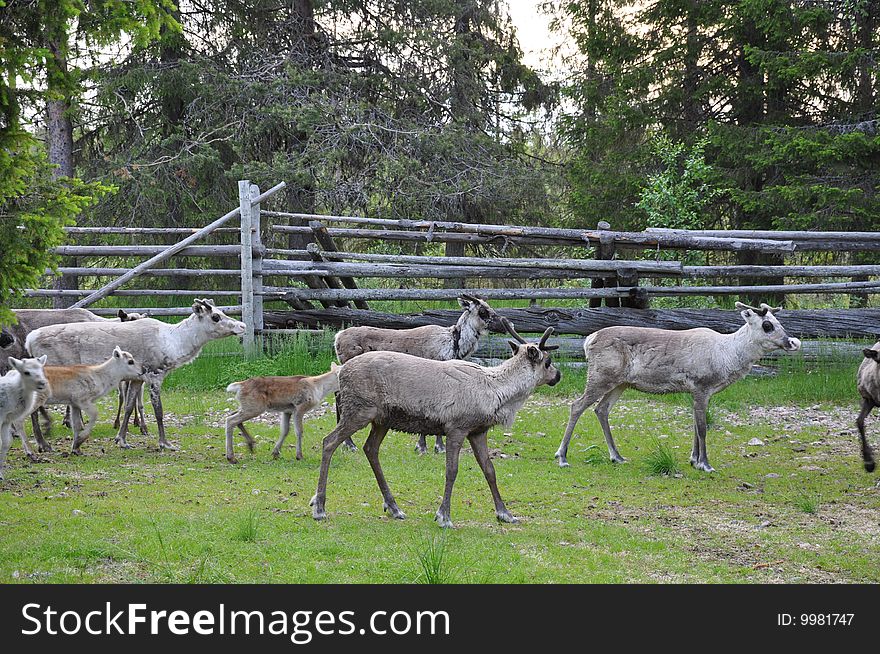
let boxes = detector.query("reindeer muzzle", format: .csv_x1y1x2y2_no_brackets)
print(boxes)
784,337,801,351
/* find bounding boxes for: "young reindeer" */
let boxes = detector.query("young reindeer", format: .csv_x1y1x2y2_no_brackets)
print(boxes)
0,357,48,480
334,294,518,454
854,345,880,473
224,364,340,463
311,328,560,528
31,347,145,455
555,302,801,472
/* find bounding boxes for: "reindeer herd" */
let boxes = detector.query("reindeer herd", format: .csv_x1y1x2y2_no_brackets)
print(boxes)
0,295,877,528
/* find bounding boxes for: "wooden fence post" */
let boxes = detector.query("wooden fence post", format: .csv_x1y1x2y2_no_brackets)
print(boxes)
239,180,256,354
250,183,264,352
590,221,618,308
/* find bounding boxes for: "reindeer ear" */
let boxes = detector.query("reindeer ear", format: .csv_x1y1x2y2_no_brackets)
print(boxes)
192,302,203,314
37,355,47,365
864,349,879,361
458,296,472,309
117,309,127,320
113,347,122,358
508,340,520,354
9,357,23,372
526,346,542,362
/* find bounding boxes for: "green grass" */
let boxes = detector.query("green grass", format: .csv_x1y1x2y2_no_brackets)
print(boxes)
1,335,878,584
644,442,681,476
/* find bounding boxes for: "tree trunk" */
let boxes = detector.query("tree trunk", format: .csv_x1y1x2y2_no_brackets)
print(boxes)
46,26,76,308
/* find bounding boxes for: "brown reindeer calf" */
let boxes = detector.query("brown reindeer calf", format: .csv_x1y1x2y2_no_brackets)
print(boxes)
225,364,339,463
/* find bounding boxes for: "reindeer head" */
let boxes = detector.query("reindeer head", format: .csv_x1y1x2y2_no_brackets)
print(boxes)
110,346,146,380
8,355,48,392
735,302,801,352
506,326,561,387
191,299,246,338
457,294,507,333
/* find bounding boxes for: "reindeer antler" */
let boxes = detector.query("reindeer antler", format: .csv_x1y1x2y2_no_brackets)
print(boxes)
538,327,559,351
734,301,770,316
502,317,528,344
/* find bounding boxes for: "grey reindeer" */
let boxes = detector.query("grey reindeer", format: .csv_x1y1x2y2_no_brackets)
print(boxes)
311,327,560,528
333,294,519,454
555,302,801,472
855,345,880,473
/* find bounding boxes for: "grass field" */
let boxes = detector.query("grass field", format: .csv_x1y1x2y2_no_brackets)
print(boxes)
1,335,879,584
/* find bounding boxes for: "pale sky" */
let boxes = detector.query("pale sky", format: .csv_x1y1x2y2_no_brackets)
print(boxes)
506,1,572,78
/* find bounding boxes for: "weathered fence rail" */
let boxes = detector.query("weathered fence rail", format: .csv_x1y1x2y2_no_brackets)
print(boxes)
14,179,880,347
265,307,880,339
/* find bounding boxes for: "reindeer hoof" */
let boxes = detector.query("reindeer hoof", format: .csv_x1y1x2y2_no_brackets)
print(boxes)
245,442,255,454
695,461,715,473
610,455,627,464
555,454,570,467
295,453,303,461
344,442,358,452
272,450,281,460
434,510,453,528
382,502,406,520
434,444,445,454
159,441,179,452
497,511,518,524
865,460,876,473
226,455,239,464
38,444,53,453
312,507,327,521
415,445,428,455
26,452,39,463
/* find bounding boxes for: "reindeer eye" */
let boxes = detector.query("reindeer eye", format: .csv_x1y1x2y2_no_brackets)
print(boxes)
211,314,221,323
478,309,489,320
23,371,30,376
544,357,551,368
762,321,774,333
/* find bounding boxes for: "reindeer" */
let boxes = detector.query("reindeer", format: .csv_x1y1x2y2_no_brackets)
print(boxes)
310,328,560,528
554,302,801,472
334,294,518,454
31,347,145,455
0,357,48,480
855,346,880,473
224,364,339,463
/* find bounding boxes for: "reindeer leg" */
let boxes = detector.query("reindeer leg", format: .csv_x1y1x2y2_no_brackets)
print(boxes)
293,408,307,460
555,382,609,467
136,385,148,435
435,431,465,528
363,423,405,519
857,397,876,473
115,381,139,449
113,383,124,429
469,429,516,524
149,379,176,451
14,420,37,462
415,434,428,455
32,408,52,453
311,413,372,520
692,393,715,473
0,422,13,480
272,412,291,460
595,385,626,463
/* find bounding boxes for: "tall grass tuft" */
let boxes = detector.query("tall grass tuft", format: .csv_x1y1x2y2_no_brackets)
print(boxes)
234,508,260,543
412,533,454,584
792,490,822,515
644,441,680,476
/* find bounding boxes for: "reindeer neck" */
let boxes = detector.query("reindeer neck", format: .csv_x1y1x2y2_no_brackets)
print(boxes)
311,369,339,396
170,315,213,357
722,323,766,372
451,311,484,359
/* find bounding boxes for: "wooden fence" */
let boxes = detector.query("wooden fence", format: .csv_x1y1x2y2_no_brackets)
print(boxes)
18,179,880,345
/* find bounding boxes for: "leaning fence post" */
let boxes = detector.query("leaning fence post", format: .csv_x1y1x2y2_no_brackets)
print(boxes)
250,183,264,351
239,180,256,354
